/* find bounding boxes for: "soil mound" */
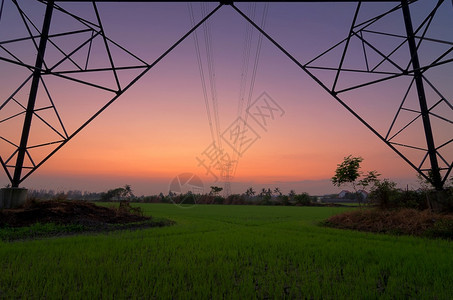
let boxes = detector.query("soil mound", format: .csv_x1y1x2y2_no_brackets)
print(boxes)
324,208,453,239
0,200,149,227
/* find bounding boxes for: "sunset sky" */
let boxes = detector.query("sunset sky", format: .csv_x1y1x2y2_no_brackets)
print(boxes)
0,0,452,196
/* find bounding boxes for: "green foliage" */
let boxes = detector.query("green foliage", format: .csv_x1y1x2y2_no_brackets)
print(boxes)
214,196,224,205
171,191,197,205
331,155,363,187
432,188,453,212
258,188,272,205
294,193,311,205
369,179,449,211
280,195,290,206
423,219,453,239
394,190,428,210
118,201,144,216
225,194,245,205
358,170,381,189
368,179,399,209
332,155,381,207
101,185,135,201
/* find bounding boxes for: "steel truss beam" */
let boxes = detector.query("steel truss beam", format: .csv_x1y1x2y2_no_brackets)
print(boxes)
0,0,451,190
52,0,400,1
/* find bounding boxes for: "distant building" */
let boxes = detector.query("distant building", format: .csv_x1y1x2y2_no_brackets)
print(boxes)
357,190,369,200
338,190,350,198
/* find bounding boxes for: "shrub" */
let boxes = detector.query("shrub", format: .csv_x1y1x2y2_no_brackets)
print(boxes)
118,201,143,216
324,208,453,239
294,193,311,206
431,188,453,212
53,193,68,201
368,179,398,209
423,219,453,240
226,194,245,205
394,190,428,210
279,195,290,206
214,196,224,205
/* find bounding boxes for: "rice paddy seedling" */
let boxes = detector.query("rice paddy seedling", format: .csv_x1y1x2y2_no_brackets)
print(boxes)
0,204,451,298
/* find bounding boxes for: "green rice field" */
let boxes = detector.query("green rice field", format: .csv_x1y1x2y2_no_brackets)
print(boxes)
1,204,452,298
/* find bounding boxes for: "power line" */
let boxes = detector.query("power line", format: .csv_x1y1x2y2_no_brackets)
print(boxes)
188,3,216,143
233,3,269,177
201,3,222,151
245,2,269,123
190,3,229,192
231,3,256,176
236,3,256,120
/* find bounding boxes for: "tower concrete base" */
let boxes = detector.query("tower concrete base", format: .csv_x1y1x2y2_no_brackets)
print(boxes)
0,188,28,209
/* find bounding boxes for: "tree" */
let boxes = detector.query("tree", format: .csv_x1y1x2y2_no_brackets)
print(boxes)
368,179,398,209
100,185,135,202
359,170,380,189
258,188,272,204
266,188,272,197
294,192,311,206
245,187,256,198
113,187,125,201
273,187,282,197
209,186,223,196
288,190,296,202
123,184,134,200
332,155,363,188
101,188,122,201
331,155,380,207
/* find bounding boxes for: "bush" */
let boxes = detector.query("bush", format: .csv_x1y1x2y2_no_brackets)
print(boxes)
394,190,428,210
259,196,272,206
369,179,428,210
53,193,68,201
279,195,290,206
368,179,398,209
118,201,143,216
226,194,245,205
423,219,453,240
324,208,453,239
214,196,224,205
430,188,453,212
294,193,311,206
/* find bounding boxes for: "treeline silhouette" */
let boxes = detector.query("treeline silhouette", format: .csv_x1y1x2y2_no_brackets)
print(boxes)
27,186,325,206
28,189,103,201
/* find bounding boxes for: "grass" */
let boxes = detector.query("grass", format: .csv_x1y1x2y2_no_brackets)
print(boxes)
0,204,452,298
0,219,173,242
0,222,86,242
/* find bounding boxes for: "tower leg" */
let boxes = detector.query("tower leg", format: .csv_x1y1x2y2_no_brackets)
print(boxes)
12,0,55,187
401,0,443,190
